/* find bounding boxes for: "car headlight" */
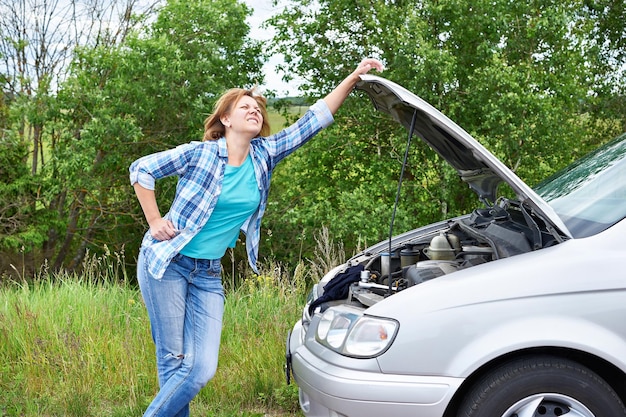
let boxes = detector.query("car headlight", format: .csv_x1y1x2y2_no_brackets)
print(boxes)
315,309,398,358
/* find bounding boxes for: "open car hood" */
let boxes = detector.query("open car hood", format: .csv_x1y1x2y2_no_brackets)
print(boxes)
356,74,571,238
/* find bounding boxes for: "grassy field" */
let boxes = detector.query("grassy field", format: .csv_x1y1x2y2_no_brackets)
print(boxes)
0,251,312,416
267,102,308,134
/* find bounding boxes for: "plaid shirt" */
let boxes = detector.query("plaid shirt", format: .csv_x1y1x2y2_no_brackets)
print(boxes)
130,99,334,279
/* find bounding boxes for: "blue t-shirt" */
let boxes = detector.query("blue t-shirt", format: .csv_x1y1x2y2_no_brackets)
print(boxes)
130,99,334,279
180,155,260,259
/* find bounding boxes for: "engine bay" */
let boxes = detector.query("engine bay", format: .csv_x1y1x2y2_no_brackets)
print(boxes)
346,200,564,308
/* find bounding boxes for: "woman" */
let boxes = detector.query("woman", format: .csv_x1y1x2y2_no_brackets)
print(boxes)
129,58,383,417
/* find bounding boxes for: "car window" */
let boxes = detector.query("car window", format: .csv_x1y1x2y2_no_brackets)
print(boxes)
534,133,626,238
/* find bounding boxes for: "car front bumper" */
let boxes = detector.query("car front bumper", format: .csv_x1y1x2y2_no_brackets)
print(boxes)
287,320,463,417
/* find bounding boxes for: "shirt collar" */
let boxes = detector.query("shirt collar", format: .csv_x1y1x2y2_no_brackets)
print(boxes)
218,136,262,160
217,137,228,158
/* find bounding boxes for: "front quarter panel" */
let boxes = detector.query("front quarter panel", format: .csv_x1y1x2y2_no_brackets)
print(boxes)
376,291,626,378
373,229,626,378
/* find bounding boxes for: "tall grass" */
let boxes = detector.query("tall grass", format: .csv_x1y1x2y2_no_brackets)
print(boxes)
0,245,323,416
0,267,152,416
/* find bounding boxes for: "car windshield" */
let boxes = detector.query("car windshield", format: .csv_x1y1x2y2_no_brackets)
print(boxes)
533,133,626,238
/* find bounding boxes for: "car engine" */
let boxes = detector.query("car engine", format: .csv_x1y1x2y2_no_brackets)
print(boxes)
343,200,563,308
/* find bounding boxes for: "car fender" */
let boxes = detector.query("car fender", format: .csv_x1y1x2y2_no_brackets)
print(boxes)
444,313,626,377
373,238,626,377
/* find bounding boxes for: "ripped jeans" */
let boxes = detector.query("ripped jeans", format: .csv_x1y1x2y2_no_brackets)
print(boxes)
138,250,225,417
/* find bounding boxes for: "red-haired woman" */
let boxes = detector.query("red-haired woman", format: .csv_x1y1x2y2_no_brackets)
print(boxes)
129,58,383,417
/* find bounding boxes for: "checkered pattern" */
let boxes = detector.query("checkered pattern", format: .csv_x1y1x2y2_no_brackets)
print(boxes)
130,100,334,279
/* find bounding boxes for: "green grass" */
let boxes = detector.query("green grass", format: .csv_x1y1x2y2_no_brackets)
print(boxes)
267,105,306,135
0,254,310,416
268,112,287,134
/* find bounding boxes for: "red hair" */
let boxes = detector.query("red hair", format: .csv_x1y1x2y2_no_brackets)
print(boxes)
203,88,270,141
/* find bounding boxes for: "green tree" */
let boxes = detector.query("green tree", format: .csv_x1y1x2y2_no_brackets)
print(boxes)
1,0,266,275
0,0,149,274
579,0,626,133
46,0,265,271
263,0,624,265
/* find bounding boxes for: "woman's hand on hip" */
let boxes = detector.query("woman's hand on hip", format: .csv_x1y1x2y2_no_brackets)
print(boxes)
149,218,178,241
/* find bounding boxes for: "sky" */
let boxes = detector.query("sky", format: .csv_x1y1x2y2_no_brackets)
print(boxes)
243,0,301,96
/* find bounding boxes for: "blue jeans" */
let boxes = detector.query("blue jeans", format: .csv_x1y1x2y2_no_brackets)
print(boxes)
138,251,225,417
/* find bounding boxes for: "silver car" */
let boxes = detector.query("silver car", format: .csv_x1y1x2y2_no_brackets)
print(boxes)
285,74,626,417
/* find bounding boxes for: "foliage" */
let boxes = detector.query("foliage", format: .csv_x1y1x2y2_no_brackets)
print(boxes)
0,0,266,275
581,0,626,63
0,0,624,278
0,134,37,250
262,0,625,264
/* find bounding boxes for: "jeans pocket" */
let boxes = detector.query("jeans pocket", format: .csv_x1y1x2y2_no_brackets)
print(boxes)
207,261,222,277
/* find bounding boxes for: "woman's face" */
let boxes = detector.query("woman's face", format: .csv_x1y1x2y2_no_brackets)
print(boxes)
223,95,264,138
